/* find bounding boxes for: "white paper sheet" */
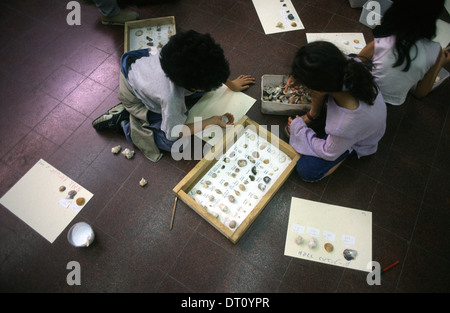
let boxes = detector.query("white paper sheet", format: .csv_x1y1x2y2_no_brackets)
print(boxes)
0,159,93,243
306,33,366,55
252,0,304,34
284,197,372,272
434,19,450,48
185,84,256,146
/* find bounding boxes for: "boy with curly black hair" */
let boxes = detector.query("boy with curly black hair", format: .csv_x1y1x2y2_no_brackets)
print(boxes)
93,30,254,162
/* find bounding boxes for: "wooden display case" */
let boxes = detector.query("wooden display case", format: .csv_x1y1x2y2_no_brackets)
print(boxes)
124,16,176,53
173,116,300,244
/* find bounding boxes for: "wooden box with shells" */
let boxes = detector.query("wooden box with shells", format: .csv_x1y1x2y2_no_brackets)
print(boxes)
173,116,300,244
124,16,176,54
261,74,311,116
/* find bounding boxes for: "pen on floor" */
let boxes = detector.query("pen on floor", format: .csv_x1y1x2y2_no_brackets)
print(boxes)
170,196,178,230
381,260,399,275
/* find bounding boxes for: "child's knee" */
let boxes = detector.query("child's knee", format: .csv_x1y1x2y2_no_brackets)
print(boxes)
296,159,325,182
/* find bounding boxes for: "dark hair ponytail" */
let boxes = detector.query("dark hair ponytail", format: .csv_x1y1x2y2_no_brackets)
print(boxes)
291,41,378,105
343,59,378,105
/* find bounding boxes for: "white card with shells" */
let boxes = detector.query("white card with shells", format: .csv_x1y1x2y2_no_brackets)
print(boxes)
284,197,372,272
188,129,292,232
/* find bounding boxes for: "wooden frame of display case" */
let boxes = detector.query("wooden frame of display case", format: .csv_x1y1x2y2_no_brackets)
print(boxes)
173,115,300,244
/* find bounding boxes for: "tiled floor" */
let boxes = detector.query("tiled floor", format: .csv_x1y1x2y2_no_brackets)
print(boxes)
1,0,449,293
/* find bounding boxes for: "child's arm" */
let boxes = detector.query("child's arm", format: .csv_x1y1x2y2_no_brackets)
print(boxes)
414,47,450,98
225,75,255,92
303,90,326,123
284,77,326,124
357,40,374,63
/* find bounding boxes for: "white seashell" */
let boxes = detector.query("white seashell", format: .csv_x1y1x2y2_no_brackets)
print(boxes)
295,235,304,245
122,148,135,159
279,155,286,163
111,145,121,154
308,237,317,249
139,177,147,187
218,203,228,212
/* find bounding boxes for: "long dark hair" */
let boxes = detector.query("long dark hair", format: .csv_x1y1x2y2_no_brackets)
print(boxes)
373,0,444,72
291,41,378,105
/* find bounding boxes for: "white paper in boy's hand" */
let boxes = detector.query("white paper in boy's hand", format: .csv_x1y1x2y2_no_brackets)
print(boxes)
185,84,256,145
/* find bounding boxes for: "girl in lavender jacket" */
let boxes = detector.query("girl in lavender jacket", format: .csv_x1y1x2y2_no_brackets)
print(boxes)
285,41,387,182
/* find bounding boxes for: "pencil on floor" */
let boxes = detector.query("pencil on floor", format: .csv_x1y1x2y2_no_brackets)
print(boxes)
382,260,399,274
170,196,178,230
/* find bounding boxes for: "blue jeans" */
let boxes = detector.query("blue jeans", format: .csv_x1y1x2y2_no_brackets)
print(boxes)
121,96,204,152
295,135,352,182
121,113,175,152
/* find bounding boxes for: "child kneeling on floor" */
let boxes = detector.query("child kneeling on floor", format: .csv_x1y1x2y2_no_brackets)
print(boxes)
285,41,387,182
92,30,254,162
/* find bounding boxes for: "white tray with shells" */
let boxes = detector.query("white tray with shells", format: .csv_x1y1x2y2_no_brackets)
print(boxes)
124,16,176,54
261,74,311,116
174,116,300,244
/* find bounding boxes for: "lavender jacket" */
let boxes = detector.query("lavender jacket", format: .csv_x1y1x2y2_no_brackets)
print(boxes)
289,92,386,161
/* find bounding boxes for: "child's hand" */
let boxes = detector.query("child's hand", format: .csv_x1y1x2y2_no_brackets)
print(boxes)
284,76,300,93
440,47,450,67
209,113,235,128
287,115,299,134
227,75,255,91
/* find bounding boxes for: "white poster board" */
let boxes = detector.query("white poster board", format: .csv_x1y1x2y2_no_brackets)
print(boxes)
252,0,304,34
284,197,372,272
306,33,366,55
0,159,93,243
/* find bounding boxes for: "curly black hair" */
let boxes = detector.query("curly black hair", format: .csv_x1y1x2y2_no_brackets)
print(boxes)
159,30,230,91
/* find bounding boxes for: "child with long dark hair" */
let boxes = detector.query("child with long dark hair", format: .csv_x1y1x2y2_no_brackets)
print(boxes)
285,41,387,182
358,0,449,105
